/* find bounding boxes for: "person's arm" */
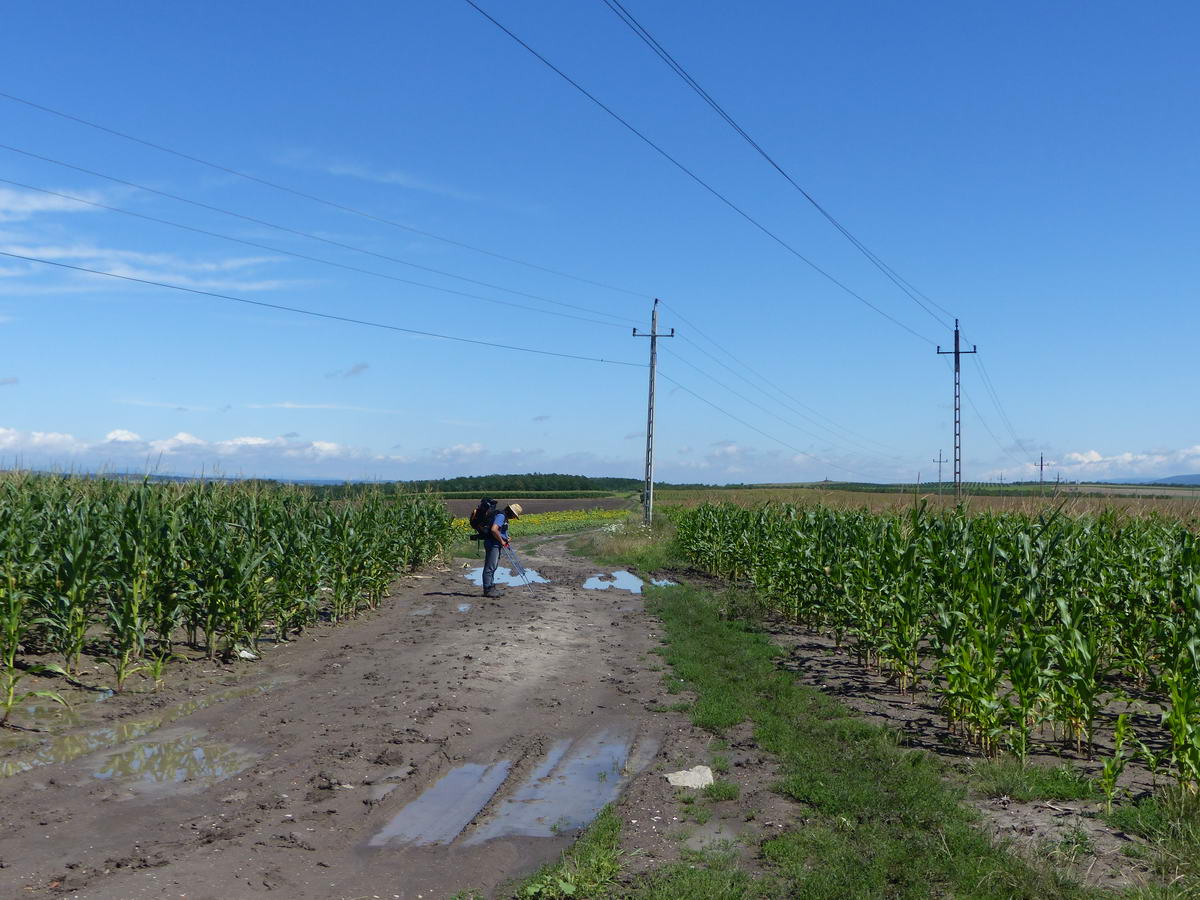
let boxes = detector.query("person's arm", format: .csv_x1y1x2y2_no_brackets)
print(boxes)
490,514,509,546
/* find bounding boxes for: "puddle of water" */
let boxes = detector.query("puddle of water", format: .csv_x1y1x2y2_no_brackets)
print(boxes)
465,567,549,586
91,726,257,793
582,571,645,594
0,675,293,779
409,605,434,616
368,760,512,848
650,578,678,587
456,603,472,613
465,731,659,844
5,701,83,732
94,689,116,702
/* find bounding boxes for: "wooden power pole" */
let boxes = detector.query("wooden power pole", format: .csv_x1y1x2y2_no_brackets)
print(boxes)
634,299,674,526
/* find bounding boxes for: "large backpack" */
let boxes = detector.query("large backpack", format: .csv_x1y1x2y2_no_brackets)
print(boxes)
468,497,499,538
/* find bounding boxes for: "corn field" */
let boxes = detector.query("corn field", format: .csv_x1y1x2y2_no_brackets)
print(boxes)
675,501,1200,797
1,473,453,720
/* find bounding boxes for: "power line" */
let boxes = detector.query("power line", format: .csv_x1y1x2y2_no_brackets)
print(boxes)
0,143,639,326
0,250,646,369
599,0,956,331
601,2,1043,477
656,370,872,478
0,90,647,301
939,355,1027,473
0,178,626,330
661,301,906,456
971,354,1036,464
461,0,939,346
662,345,911,468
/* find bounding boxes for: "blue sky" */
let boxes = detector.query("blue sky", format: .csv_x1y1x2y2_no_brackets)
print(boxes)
1,0,1196,483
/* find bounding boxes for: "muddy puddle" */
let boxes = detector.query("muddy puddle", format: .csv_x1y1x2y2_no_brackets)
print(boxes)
91,725,258,794
464,567,549,586
0,675,293,778
456,603,472,613
368,760,512,847
369,730,659,850
583,572,678,594
466,730,657,843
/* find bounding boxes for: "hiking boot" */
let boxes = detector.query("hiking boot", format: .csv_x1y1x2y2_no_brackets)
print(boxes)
482,585,505,598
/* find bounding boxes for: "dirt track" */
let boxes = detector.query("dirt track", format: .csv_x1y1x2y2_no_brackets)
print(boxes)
0,538,698,899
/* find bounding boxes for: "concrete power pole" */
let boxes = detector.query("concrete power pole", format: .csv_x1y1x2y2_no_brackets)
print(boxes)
933,450,946,495
1039,453,1046,492
634,299,674,526
936,319,977,501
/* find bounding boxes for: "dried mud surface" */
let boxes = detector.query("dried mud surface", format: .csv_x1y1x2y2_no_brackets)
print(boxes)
0,539,788,900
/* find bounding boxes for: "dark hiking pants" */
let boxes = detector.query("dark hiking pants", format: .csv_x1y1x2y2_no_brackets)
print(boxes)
482,538,502,590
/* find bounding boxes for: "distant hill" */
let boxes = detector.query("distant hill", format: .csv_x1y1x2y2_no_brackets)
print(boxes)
1143,474,1200,486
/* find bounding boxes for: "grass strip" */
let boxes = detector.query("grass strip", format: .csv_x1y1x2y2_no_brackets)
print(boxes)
642,584,1095,899
506,805,625,898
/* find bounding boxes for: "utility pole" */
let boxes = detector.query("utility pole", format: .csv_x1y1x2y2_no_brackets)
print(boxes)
1039,453,1046,491
936,319,977,501
634,299,674,526
933,450,945,495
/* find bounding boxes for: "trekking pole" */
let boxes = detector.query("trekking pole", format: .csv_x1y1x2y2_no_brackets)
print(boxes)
501,543,533,589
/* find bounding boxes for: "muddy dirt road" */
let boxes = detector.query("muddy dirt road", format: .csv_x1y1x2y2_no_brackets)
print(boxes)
0,538,676,899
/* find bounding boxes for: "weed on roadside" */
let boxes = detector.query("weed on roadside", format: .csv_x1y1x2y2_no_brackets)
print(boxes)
509,806,624,899
645,585,1093,899
1103,791,1200,889
969,756,1099,803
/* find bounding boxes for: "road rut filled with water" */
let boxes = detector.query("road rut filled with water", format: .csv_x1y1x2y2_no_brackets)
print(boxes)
0,537,675,899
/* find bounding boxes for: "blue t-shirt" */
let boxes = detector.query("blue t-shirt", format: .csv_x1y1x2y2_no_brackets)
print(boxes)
491,512,510,541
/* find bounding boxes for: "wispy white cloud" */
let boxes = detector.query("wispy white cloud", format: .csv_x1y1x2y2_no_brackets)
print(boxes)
0,242,295,292
323,162,479,202
120,399,210,412
0,377,17,386
277,149,478,202
246,401,404,414
325,362,370,379
0,187,110,222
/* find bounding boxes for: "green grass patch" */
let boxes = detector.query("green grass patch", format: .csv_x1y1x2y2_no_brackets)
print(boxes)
569,512,686,572
703,779,741,801
508,805,624,898
1103,793,1200,888
643,584,1093,898
623,846,777,899
969,756,1098,803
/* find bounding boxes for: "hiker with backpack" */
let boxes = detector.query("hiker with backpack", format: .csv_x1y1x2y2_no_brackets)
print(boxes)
469,499,523,597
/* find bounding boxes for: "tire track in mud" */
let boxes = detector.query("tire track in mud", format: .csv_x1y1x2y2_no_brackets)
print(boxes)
0,537,673,899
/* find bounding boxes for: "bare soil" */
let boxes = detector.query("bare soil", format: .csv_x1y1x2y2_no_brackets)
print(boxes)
0,539,792,900
768,620,1167,892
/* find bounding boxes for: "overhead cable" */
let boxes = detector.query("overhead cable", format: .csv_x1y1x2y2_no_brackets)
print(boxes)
600,0,955,330
657,370,873,479
0,143,638,326
0,250,646,368
662,345,910,468
461,0,938,346
0,90,646,300
0,178,626,330
661,300,906,456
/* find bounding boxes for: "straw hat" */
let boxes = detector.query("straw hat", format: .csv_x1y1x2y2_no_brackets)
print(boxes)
508,503,523,518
